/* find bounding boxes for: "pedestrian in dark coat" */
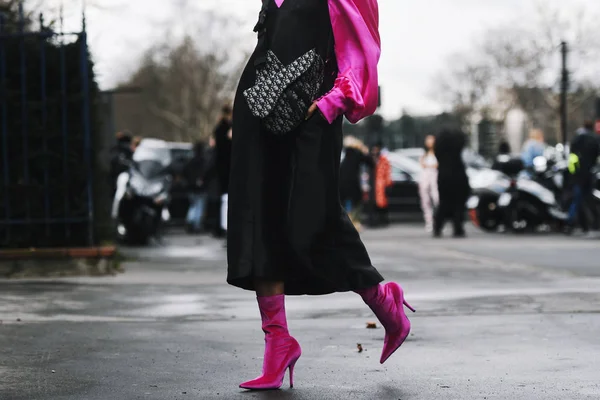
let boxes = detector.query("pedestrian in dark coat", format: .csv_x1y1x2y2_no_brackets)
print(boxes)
567,121,600,233
433,128,471,237
340,136,372,229
183,142,207,233
109,131,133,194
203,136,221,235
214,104,233,235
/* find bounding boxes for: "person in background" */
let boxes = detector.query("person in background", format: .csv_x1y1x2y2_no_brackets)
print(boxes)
340,136,372,231
109,130,136,220
214,104,233,239
434,129,470,238
372,142,393,227
419,134,439,232
183,141,207,234
203,136,221,235
566,120,600,235
521,128,545,169
131,136,142,153
109,130,133,194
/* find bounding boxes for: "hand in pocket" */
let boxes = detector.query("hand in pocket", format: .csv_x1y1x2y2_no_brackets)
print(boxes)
305,102,328,123
305,102,319,120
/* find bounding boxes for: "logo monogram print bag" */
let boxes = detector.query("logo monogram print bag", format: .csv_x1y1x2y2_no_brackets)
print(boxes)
243,0,326,135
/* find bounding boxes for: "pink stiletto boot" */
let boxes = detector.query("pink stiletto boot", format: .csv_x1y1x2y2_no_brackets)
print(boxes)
357,282,415,364
239,294,302,390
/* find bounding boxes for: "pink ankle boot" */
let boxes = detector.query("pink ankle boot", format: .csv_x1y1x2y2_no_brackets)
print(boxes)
239,294,302,390
357,283,415,364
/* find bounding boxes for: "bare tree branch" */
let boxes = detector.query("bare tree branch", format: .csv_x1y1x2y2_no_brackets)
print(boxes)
115,11,247,142
432,2,600,144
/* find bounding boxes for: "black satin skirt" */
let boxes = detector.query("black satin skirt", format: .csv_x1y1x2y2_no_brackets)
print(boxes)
227,86,384,295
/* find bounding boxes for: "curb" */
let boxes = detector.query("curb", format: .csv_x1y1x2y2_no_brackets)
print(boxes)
0,246,123,279
0,246,117,260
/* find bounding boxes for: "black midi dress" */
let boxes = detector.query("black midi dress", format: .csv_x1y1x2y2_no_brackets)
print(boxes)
227,0,384,295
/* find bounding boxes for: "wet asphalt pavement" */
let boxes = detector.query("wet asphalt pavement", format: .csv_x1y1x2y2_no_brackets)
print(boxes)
1,225,600,400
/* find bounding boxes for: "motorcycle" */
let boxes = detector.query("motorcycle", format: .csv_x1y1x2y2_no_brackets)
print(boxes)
467,169,512,232
497,156,569,233
467,153,528,232
113,157,172,245
588,165,600,224
594,165,600,199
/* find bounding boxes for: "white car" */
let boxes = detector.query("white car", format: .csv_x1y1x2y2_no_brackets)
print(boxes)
393,147,491,189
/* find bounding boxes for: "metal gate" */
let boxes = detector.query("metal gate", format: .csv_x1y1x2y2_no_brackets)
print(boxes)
0,2,94,248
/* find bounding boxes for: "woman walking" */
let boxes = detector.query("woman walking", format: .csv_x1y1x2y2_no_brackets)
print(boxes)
419,135,439,232
227,0,414,391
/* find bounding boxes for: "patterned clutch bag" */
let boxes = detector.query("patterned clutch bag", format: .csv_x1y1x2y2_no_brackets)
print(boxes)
243,49,324,135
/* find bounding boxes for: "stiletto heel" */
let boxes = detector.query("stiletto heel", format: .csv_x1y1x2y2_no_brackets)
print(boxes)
239,295,302,390
289,357,298,388
404,300,416,313
357,282,414,364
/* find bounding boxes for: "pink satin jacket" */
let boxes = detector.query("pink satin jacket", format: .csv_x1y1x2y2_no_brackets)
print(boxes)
273,0,381,124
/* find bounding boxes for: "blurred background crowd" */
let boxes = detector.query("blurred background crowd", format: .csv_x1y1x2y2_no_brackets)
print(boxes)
1,0,599,249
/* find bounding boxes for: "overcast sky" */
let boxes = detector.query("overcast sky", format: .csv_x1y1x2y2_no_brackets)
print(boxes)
44,0,599,119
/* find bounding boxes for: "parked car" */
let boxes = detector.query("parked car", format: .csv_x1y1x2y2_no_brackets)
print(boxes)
346,147,495,223
395,147,490,170
386,152,423,216
386,150,494,219
394,148,424,164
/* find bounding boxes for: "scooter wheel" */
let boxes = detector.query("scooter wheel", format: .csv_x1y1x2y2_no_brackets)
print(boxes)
506,200,531,234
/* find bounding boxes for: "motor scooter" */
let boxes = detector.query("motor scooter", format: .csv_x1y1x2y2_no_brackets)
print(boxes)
113,159,172,245
497,156,569,233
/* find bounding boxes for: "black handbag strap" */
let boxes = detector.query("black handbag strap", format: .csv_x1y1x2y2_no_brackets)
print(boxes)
253,0,271,67
252,0,333,68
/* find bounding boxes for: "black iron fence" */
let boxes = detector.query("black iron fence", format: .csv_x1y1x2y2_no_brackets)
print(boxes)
0,3,96,248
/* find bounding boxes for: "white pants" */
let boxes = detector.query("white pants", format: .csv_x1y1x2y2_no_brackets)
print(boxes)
419,169,439,227
221,193,228,231
111,172,130,219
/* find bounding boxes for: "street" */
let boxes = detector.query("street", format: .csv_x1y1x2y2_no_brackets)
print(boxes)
1,225,600,400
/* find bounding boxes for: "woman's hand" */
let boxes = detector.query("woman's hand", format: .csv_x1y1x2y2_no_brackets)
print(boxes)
305,102,320,120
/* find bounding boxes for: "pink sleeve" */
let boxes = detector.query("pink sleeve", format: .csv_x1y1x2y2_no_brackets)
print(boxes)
317,0,381,124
